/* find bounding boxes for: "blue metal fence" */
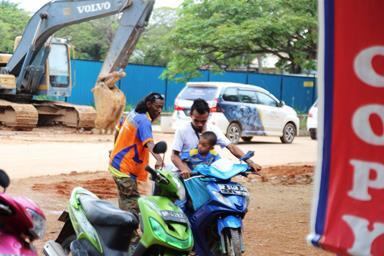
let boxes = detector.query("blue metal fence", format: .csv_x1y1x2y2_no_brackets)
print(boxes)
68,60,317,113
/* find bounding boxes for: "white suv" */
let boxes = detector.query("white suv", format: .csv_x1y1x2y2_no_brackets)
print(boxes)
306,100,318,140
172,82,300,144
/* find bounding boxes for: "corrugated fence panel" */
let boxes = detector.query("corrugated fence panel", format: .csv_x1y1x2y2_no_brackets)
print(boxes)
248,73,282,100
120,64,166,108
209,71,248,83
68,60,317,112
69,60,102,105
281,75,317,113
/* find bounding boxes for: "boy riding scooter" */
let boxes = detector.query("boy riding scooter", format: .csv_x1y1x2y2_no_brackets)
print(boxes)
180,131,220,170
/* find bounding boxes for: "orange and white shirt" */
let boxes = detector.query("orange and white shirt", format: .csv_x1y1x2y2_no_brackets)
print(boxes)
110,111,153,181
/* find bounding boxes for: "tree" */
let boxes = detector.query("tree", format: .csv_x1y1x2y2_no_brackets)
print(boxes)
56,7,178,64
56,16,119,60
0,1,30,53
162,0,317,81
130,7,178,66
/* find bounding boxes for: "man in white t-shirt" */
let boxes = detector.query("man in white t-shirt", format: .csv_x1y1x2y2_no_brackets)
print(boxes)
171,99,262,178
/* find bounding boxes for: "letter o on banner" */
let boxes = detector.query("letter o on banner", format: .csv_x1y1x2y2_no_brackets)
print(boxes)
354,46,384,87
352,104,384,145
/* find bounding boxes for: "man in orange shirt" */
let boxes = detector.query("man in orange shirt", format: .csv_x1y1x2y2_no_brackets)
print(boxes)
109,92,164,215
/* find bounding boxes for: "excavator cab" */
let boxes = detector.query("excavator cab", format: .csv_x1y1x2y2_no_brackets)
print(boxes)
38,38,71,98
0,36,71,97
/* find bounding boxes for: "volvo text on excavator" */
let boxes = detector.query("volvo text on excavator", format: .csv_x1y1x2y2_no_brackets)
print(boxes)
0,0,155,130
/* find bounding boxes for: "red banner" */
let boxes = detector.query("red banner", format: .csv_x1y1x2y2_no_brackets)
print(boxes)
309,1,384,255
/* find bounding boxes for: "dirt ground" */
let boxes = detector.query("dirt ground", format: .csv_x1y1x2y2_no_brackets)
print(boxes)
6,164,330,255
0,127,328,255
0,127,317,179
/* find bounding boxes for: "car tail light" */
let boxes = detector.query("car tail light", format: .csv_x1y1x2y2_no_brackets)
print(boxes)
174,105,184,111
210,106,222,112
210,98,222,113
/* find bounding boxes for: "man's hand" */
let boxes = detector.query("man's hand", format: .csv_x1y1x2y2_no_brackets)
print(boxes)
247,161,262,173
180,167,192,179
171,150,192,179
155,159,163,170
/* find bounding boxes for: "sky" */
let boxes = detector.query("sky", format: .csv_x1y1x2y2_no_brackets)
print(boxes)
10,0,182,13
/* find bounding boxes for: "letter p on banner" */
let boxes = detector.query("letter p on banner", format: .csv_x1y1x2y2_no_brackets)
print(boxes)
308,1,384,255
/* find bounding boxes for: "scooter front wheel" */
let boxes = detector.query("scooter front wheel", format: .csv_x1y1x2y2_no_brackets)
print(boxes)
223,228,241,256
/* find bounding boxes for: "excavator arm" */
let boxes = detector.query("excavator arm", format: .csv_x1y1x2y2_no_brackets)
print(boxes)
99,0,154,76
4,0,154,94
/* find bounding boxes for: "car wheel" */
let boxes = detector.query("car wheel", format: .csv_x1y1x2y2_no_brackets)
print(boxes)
226,123,242,144
280,123,296,144
310,129,317,140
241,136,253,142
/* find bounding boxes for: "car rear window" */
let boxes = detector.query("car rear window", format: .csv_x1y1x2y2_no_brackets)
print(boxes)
178,86,218,101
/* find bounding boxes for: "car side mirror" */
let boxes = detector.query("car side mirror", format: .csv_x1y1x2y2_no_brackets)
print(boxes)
277,100,285,107
153,141,167,154
0,170,10,192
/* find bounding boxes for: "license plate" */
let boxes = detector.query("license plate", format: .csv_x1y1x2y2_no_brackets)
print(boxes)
160,210,188,224
218,184,248,196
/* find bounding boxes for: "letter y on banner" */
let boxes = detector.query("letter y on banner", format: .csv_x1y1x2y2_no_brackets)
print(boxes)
308,1,384,255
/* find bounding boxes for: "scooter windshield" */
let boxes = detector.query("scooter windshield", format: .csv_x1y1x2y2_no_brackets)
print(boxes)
193,158,248,180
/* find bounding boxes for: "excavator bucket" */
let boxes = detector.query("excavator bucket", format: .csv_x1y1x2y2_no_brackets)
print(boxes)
92,70,126,134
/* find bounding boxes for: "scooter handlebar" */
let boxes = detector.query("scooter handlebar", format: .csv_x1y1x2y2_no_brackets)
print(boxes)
145,166,158,177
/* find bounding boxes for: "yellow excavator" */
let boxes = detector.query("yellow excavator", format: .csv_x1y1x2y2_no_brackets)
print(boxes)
0,0,155,130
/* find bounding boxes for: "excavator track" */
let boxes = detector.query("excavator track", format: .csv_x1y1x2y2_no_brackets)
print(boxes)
0,100,96,130
33,101,96,129
0,99,38,130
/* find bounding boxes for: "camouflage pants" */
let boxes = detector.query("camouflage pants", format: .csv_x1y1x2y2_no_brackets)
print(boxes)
112,175,140,216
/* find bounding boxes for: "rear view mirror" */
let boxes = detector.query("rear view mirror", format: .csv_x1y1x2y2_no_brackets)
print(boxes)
240,151,254,162
153,141,167,154
277,100,285,107
0,170,10,191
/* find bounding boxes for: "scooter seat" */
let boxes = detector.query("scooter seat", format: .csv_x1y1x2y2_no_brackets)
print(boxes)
79,196,138,228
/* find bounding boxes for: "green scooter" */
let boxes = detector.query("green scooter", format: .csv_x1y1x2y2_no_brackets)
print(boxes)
43,141,194,256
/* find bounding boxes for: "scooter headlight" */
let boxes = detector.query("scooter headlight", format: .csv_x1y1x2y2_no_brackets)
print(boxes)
26,208,46,239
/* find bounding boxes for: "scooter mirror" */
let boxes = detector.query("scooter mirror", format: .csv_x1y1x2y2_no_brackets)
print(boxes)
153,141,167,154
0,169,10,191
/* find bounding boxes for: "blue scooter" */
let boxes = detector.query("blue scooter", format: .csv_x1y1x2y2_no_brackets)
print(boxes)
183,151,256,256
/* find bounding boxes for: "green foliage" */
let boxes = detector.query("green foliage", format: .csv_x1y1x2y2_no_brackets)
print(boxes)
163,0,318,81
0,1,29,53
56,7,177,65
56,16,119,60
130,7,177,66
